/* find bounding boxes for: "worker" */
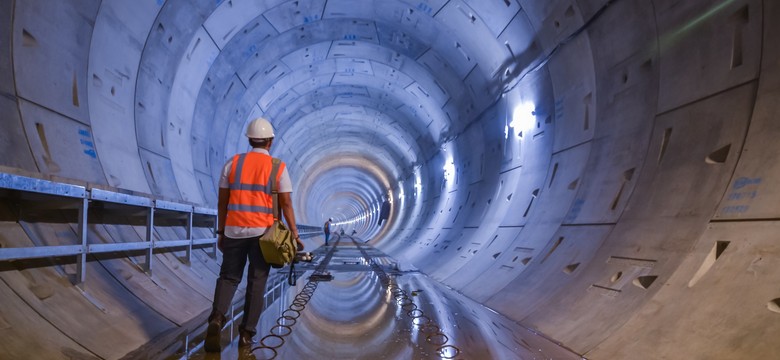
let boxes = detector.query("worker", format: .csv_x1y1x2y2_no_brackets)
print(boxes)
323,218,332,246
378,196,390,226
206,117,304,352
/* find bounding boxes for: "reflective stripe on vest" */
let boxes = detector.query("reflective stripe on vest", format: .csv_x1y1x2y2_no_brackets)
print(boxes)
224,152,285,227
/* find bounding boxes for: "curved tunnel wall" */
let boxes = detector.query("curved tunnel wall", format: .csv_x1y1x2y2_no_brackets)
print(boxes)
1,0,780,358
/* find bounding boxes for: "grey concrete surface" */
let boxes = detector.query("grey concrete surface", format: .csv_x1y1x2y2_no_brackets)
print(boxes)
1,0,779,359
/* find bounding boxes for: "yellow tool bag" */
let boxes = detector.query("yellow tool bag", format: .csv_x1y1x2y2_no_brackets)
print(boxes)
259,158,296,268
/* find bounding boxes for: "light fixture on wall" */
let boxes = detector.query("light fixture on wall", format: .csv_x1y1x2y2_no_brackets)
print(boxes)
510,102,537,131
414,172,423,196
443,157,455,182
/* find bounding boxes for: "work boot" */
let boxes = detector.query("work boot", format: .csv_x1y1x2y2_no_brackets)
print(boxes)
238,329,256,347
205,312,226,352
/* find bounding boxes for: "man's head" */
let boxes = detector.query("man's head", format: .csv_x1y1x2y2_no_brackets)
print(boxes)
328,218,332,222
246,117,275,149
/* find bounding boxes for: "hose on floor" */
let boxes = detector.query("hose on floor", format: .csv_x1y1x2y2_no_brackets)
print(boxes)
251,237,341,359
352,239,461,359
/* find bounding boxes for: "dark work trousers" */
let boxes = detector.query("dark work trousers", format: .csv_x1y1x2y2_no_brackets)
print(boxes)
211,235,270,335
324,232,330,245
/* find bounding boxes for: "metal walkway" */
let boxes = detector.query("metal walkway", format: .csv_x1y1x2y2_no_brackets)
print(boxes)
176,236,583,360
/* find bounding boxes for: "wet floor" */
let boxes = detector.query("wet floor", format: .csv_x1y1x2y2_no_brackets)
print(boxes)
173,237,582,360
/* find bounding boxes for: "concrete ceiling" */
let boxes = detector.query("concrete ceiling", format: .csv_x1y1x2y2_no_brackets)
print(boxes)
2,0,780,359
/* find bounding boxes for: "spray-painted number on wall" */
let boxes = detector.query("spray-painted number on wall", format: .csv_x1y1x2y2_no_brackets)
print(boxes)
722,205,749,214
721,176,761,214
417,3,433,15
79,129,97,158
727,191,757,201
565,198,585,222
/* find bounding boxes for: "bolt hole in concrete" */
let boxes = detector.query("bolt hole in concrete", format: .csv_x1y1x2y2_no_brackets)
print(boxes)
768,299,780,314
688,241,729,287
632,275,658,289
563,263,580,274
611,271,622,283
705,144,732,164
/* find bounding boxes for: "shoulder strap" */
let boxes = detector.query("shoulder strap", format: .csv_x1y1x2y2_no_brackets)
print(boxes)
268,157,281,220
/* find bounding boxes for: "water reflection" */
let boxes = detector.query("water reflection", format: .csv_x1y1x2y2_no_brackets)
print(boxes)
182,241,581,359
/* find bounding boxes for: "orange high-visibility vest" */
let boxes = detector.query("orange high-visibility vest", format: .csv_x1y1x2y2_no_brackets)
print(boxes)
225,152,285,227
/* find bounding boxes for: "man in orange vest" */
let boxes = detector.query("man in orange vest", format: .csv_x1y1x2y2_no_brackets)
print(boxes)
206,117,304,352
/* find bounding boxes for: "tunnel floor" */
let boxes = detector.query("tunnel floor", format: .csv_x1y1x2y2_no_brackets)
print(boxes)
171,238,581,360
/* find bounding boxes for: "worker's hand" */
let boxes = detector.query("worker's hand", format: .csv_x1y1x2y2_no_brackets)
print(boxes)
295,236,304,251
217,234,224,252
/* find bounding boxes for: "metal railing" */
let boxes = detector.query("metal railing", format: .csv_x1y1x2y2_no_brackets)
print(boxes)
0,172,219,286
297,224,321,237
0,171,322,287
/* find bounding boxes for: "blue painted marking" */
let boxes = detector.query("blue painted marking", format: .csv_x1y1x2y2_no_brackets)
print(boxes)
244,44,258,58
565,198,585,221
727,190,758,201
722,205,749,214
303,14,320,24
733,177,761,190
344,34,357,40
417,3,433,15
79,129,95,157
555,100,564,119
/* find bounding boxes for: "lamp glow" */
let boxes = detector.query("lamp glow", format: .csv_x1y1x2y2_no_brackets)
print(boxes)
443,159,455,182
510,102,536,130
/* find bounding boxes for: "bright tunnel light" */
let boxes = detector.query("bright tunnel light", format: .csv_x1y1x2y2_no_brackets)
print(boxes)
414,172,423,196
443,158,455,182
510,102,537,131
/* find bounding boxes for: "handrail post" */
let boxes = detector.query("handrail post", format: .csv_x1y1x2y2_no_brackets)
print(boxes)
75,196,88,287
186,211,193,265
212,216,219,257
145,207,154,274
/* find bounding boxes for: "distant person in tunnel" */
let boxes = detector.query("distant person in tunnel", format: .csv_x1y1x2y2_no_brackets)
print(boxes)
378,196,391,226
206,117,303,352
323,218,332,245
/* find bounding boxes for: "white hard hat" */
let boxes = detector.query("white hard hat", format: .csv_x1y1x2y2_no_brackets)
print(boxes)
246,117,275,139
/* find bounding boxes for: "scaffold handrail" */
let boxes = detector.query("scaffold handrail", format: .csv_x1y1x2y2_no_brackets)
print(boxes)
0,172,320,278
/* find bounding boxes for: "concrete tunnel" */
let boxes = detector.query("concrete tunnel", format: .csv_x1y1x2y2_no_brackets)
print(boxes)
1,0,779,358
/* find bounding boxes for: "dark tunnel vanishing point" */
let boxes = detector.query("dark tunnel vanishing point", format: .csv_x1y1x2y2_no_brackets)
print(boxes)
1,0,780,359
